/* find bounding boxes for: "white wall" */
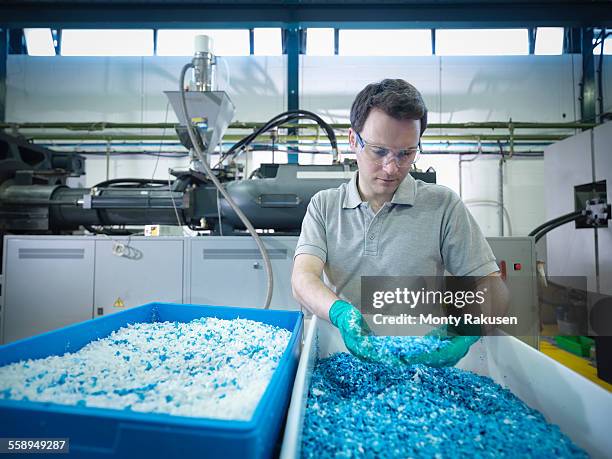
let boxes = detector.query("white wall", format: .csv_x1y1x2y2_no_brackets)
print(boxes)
7,54,608,237
300,55,582,124
6,56,286,123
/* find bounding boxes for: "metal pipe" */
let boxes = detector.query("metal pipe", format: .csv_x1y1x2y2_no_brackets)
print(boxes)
0,121,598,130
498,143,505,237
15,133,570,142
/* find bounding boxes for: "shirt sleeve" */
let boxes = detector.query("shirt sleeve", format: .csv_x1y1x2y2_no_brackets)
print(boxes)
294,192,328,263
440,196,499,277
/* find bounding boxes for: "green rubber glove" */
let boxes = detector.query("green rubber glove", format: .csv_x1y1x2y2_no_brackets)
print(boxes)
400,325,480,368
329,300,377,362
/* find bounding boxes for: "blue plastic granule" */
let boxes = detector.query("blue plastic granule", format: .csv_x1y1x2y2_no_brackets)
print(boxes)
367,335,453,361
302,352,588,458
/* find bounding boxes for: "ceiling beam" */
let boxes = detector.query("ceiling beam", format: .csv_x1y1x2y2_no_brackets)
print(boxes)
1,2,610,29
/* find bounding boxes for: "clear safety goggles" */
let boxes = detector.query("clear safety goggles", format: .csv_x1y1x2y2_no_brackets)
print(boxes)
355,131,420,168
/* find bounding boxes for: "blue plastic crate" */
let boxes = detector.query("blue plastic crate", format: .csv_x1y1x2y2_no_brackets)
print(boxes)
0,302,303,459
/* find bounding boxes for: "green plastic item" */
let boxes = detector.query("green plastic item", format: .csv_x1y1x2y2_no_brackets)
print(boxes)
554,336,595,357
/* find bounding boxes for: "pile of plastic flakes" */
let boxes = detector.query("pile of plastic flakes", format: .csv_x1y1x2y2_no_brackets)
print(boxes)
0,317,291,421
302,351,588,458
367,335,454,360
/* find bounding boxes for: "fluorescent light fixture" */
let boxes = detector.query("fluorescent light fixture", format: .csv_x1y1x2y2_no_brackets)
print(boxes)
254,28,282,55
535,28,564,55
306,28,335,56
61,29,153,56
593,36,612,55
157,29,249,56
436,29,528,56
24,28,55,56
339,29,431,56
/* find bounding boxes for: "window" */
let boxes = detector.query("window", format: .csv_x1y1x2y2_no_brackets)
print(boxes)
436,29,528,56
306,28,335,56
535,28,564,55
24,28,55,56
339,29,431,56
254,28,282,56
593,34,612,55
157,29,249,56
61,29,153,56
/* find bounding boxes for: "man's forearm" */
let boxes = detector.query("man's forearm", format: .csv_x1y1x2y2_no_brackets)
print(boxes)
292,271,339,321
477,274,510,318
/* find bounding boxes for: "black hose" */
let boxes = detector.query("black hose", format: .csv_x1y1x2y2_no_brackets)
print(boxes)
83,225,134,236
528,211,582,237
226,113,304,157
93,178,171,188
533,213,583,242
215,109,339,166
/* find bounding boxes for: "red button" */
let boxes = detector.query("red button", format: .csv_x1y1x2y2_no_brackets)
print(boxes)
514,263,522,271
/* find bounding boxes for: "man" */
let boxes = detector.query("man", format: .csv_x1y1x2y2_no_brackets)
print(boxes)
291,79,507,366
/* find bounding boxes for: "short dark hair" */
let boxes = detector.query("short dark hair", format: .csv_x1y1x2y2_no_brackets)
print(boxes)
350,79,428,137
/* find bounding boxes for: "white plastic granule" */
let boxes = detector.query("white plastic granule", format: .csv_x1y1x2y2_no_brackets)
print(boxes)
0,317,292,421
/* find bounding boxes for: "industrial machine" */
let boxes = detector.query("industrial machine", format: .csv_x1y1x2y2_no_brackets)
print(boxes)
540,121,612,383
0,36,435,238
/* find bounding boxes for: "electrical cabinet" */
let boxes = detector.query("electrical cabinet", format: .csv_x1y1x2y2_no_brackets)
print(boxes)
488,237,539,348
93,238,184,317
189,236,299,310
2,237,95,344
1,235,536,346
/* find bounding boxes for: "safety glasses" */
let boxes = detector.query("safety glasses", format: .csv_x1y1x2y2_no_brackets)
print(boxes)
354,131,420,168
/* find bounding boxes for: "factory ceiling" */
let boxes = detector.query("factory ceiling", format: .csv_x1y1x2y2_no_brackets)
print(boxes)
0,0,611,28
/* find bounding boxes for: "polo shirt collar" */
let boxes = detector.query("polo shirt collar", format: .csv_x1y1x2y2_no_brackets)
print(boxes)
391,173,417,206
343,172,362,209
342,171,417,209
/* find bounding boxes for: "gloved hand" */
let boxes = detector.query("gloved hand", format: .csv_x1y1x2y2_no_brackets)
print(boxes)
399,325,480,368
328,300,378,362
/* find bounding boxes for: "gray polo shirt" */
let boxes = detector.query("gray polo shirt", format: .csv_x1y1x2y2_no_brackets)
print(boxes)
294,172,499,308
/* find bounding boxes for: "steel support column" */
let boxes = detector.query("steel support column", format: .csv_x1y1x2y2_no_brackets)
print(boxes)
581,28,596,124
0,28,7,122
528,28,536,55
285,24,300,164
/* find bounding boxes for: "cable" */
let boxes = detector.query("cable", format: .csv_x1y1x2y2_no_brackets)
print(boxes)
216,187,223,236
528,211,582,238
179,62,274,309
151,100,171,180
533,213,582,243
93,178,170,188
464,200,513,236
168,174,183,227
83,225,134,236
213,110,339,168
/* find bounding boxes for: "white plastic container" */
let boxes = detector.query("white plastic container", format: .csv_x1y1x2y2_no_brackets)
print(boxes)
280,316,612,459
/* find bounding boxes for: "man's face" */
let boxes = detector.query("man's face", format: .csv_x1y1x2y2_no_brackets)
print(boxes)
349,109,421,201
